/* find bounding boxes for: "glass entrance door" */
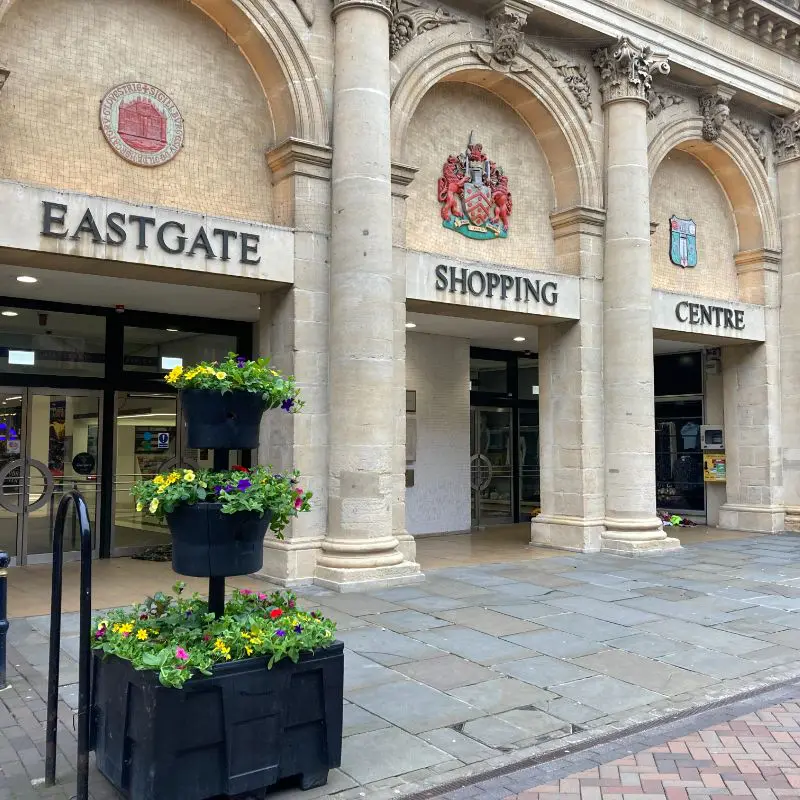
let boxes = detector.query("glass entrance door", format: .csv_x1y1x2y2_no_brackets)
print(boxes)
0,388,102,564
470,407,514,527
112,393,240,553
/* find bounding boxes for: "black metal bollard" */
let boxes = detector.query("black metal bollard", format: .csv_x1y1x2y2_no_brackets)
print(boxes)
0,552,9,689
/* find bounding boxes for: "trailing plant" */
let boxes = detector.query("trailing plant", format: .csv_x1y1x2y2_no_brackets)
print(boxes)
92,584,336,688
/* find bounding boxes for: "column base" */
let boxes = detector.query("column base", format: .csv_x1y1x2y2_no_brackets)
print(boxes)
257,537,324,587
601,516,681,555
395,532,418,563
314,561,424,592
785,507,800,532
530,515,604,552
718,504,785,533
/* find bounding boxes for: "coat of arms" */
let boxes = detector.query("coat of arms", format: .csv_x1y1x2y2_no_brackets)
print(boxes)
669,216,697,268
438,133,511,240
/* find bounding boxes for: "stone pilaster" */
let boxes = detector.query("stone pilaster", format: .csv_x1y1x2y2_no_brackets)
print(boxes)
775,112,800,530
316,0,421,589
532,206,606,551
258,139,333,585
592,37,679,554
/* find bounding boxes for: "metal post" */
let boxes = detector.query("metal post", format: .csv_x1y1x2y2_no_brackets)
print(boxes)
208,449,229,618
0,552,9,690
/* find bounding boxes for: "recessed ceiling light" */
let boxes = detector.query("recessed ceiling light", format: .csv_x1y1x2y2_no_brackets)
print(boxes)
513,336,526,342
16,276,37,284
405,322,417,329
1,311,18,317
166,328,179,332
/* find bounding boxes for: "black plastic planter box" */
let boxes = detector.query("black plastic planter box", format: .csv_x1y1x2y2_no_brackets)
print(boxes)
91,641,344,800
181,389,268,450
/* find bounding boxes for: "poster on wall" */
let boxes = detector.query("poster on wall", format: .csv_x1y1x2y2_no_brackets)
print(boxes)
703,452,726,482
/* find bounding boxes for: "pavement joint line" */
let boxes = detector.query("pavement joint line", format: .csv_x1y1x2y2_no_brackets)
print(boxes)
398,678,800,800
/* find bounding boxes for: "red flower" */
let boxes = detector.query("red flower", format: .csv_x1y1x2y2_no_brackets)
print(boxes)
270,608,283,619
232,465,249,473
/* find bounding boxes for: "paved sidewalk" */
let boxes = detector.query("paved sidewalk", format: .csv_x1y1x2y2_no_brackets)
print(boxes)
2,534,800,798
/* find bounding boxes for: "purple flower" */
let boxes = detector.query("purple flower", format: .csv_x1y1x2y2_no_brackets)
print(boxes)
275,629,286,638
237,479,252,491
294,625,303,634
213,485,223,494
281,398,294,412
236,357,246,368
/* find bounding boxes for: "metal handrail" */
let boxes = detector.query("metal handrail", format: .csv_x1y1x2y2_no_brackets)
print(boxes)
45,489,92,800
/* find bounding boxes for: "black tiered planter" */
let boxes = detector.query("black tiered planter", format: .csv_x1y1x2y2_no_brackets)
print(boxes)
181,389,269,450
91,641,345,800
166,502,272,577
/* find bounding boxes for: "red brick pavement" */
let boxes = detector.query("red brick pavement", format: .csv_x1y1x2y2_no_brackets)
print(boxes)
507,700,800,799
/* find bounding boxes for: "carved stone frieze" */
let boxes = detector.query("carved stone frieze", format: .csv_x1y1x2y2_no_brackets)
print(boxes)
389,0,461,57
592,36,670,105
529,42,593,121
699,87,734,142
772,112,800,163
0,67,8,94
646,88,683,120
471,1,530,74
732,117,768,163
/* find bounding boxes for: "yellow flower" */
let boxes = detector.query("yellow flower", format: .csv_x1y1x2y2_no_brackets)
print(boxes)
136,501,144,512
153,475,166,486
119,623,134,635
137,630,148,641
199,481,208,488
112,624,121,634
149,499,159,513
245,646,253,656
215,371,226,380
183,470,196,482
153,630,160,635
166,365,183,384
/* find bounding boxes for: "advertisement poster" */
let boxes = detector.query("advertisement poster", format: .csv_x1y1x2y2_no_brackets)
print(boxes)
703,452,726,483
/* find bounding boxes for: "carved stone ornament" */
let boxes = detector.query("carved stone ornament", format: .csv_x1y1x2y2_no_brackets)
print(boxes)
471,3,530,74
592,36,670,105
732,117,768,163
529,42,593,122
293,0,315,25
390,0,461,57
698,87,734,142
646,88,683,120
0,66,9,94
772,112,800,163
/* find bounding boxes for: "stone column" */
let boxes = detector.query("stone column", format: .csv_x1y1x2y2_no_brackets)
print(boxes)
592,37,679,553
315,0,421,589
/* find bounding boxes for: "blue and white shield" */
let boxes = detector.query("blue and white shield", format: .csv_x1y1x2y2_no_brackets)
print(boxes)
669,216,697,268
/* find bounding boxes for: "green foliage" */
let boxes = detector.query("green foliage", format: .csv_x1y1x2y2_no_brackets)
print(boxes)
92,584,336,689
130,466,312,539
165,352,302,411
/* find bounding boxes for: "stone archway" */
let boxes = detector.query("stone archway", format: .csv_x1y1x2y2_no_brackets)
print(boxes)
390,31,602,212
0,0,327,146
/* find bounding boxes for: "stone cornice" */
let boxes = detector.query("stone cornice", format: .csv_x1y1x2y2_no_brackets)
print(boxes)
735,247,782,273
772,111,800,164
592,36,670,105
266,138,333,183
391,162,419,198
550,205,606,238
332,0,392,20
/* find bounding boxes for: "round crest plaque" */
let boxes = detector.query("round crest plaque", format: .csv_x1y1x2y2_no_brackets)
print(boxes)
99,83,184,167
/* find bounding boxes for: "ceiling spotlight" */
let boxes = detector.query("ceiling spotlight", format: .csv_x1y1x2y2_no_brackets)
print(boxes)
16,276,37,284
166,328,179,332
1,311,18,317
405,322,417,329
513,336,526,342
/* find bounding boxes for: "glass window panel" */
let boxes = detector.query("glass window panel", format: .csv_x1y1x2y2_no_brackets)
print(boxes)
470,358,508,395
654,352,702,397
517,358,539,401
123,327,237,373
655,398,704,512
0,308,105,378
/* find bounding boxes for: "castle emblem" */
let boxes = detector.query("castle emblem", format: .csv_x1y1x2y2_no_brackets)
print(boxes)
437,133,511,240
669,216,698,268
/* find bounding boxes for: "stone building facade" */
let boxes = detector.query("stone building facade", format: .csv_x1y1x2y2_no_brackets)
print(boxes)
0,0,798,588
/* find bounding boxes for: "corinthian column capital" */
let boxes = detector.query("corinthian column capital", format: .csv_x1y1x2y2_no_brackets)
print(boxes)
332,0,391,21
592,36,670,106
772,111,800,164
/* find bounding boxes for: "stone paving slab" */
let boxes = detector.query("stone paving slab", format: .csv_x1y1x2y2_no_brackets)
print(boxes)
2,534,800,799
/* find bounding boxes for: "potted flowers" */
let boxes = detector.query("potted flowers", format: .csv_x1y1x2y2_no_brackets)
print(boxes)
165,353,302,449
131,465,311,576
91,585,342,800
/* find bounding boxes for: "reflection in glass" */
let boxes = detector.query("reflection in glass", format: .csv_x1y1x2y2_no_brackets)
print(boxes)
123,328,236,373
0,390,23,557
471,408,514,526
655,398,704,513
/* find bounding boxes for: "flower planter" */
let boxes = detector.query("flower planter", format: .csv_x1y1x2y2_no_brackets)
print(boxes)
90,641,344,800
166,502,272,577
181,389,268,450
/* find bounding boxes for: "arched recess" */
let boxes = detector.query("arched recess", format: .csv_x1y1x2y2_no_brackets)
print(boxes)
0,0,328,145
648,117,779,254
391,31,602,211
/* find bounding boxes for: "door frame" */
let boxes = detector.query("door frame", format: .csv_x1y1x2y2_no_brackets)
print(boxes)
0,386,104,565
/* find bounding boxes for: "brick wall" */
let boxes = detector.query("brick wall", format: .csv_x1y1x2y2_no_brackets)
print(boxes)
405,332,472,535
650,150,739,301
404,82,557,271
0,0,274,223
